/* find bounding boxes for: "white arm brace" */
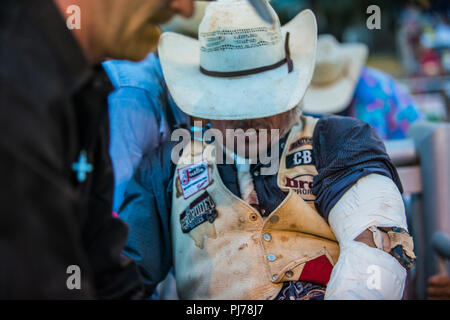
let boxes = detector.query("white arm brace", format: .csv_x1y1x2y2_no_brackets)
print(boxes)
325,173,408,300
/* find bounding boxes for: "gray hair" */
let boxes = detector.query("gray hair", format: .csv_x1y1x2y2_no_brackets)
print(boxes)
280,102,303,138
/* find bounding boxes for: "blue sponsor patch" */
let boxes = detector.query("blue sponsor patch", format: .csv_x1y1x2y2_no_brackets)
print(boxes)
180,191,218,233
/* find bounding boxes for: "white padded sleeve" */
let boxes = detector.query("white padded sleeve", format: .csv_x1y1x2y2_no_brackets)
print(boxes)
324,174,408,300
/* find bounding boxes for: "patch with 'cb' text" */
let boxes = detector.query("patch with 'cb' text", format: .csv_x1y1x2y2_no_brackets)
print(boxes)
286,149,314,168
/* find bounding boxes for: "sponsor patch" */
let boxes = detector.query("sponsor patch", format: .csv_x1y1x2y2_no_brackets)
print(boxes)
288,137,313,151
285,174,315,201
286,149,314,168
180,191,218,233
178,161,210,199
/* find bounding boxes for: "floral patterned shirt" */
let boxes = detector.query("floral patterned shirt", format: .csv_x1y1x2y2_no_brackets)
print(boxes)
341,67,424,140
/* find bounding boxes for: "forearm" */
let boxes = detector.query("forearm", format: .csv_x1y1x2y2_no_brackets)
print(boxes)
325,174,414,300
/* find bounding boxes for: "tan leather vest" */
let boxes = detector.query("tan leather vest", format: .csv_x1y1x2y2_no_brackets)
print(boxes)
171,115,340,300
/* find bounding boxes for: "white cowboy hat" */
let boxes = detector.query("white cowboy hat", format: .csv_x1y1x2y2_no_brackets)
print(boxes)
302,34,368,114
158,0,317,120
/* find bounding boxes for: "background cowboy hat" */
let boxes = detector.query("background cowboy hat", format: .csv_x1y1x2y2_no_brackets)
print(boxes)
303,34,368,114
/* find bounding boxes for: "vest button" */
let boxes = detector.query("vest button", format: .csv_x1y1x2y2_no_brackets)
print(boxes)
272,274,278,281
285,270,294,278
263,233,272,241
267,254,277,262
269,215,279,223
249,214,258,221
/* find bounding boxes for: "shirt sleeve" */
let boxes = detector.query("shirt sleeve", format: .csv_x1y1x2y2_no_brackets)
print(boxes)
108,87,166,212
312,115,403,221
118,141,177,297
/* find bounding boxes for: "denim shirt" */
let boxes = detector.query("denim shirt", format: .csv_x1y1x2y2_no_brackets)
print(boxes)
103,53,189,211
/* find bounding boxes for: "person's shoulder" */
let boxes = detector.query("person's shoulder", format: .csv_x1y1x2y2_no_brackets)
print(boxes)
311,115,400,218
102,53,164,91
359,66,394,85
315,114,377,140
355,67,395,97
313,115,386,165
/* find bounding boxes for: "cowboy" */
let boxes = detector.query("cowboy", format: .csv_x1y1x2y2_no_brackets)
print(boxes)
303,35,424,140
119,0,415,299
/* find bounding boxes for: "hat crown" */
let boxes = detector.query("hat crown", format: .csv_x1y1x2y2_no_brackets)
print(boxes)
199,0,285,73
311,35,345,85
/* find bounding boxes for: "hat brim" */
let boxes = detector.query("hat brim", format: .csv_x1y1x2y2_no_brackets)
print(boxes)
302,43,368,114
158,9,317,120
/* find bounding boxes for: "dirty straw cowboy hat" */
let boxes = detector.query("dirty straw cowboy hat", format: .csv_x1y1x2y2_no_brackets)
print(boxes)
303,34,369,114
158,0,317,120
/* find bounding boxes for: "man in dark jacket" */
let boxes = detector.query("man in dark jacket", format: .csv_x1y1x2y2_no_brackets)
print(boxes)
0,0,193,298
119,1,415,300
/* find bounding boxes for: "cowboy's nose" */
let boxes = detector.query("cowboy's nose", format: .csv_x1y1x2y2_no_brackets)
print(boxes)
170,0,195,18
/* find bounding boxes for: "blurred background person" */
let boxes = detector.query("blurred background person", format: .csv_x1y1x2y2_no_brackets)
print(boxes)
302,34,425,140
426,231,450,300
0,0,193,299
272,0,449,123
428,274,450,299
